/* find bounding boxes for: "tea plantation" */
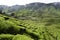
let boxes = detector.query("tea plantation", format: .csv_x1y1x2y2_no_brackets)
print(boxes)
0,14,60,40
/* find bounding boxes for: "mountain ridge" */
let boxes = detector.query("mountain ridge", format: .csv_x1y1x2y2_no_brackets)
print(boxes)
0,2,60,9
0,2,60,20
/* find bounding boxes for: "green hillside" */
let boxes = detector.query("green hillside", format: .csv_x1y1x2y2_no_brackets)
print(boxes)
1,2,60,20
0,2,60,40
6,6,60,20
0,13,60,40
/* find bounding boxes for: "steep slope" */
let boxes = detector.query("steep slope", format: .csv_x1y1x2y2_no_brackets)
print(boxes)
0,2,60,40
0,13,60,40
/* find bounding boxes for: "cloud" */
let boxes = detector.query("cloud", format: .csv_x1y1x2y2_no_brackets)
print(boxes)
0,0,60,6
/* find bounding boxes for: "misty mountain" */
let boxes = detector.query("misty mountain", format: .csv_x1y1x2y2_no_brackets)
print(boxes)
0,2,60,20
0,2,60,13
8,5,25,12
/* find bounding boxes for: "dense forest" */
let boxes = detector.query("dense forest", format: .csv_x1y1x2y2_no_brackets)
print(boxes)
0,2,60,40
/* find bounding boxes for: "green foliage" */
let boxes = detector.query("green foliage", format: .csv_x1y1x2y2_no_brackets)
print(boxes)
12,34,33,40
0,3,60,40
0,11,60,40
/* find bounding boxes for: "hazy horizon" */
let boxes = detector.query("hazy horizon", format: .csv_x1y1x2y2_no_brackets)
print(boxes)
0,0,60,6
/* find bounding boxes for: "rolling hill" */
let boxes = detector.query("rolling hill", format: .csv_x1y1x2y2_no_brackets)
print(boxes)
0,2,60,40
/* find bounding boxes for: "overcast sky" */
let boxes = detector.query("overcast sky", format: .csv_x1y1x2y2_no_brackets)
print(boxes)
0,0,60,6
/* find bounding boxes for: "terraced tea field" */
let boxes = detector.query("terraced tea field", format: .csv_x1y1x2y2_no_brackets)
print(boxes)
0,14,60,40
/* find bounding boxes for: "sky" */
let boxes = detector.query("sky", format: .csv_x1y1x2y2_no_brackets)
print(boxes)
0,0,60,6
